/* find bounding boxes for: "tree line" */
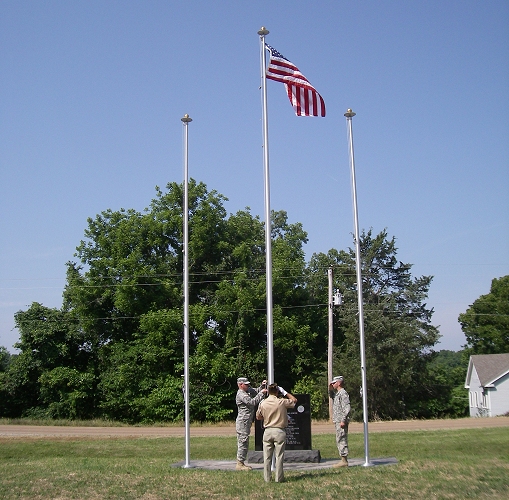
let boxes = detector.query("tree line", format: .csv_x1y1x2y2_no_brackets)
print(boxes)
2,181,503,423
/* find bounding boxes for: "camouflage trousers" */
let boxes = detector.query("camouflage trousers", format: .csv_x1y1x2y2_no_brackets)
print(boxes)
236,422,252,462
335,422,349,457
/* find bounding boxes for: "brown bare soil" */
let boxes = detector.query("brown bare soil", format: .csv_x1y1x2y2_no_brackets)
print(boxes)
1,416,508,439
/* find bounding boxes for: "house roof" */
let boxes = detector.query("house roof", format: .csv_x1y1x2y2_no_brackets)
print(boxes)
466,353,509,387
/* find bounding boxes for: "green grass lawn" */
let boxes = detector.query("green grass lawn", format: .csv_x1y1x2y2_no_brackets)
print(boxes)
1,428,508,499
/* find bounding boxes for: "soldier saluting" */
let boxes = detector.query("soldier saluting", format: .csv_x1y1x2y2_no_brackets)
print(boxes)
329,375,351,467
235,377,267,470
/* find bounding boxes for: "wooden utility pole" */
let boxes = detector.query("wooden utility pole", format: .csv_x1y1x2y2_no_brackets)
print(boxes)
328,267,333,421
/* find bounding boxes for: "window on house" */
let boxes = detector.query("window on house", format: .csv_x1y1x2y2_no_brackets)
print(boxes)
482,393,488,408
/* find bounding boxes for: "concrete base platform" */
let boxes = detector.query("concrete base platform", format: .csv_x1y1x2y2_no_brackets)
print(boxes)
247,450,321,463
172,456,398,471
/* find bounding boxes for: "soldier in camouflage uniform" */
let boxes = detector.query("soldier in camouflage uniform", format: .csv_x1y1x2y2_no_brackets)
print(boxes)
235,376,267,470
329,375,351,467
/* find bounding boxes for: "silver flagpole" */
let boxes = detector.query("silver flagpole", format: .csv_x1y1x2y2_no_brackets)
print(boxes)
258,26,274,384
328,267,334,421
344,109,372,466
181,113,193,468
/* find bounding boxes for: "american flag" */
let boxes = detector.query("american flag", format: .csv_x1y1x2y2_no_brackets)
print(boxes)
265,44,326,117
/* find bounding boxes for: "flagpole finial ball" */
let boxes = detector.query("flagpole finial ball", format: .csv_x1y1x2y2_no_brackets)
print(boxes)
344,109,356,118
181,114,192,123
258,26,269,36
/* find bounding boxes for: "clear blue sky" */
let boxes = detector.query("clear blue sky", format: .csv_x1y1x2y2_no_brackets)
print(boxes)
1,1,508,353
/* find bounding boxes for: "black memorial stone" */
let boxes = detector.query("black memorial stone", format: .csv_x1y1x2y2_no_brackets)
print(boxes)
249,394,321,463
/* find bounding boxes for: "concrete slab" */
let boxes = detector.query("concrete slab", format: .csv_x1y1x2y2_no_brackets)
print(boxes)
248,449,321,463
171,457,398,471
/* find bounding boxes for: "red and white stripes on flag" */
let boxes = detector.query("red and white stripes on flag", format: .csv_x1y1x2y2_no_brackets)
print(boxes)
265,44,326,117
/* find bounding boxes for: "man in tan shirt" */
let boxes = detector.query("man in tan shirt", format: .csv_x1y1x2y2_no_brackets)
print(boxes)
256,383,297,482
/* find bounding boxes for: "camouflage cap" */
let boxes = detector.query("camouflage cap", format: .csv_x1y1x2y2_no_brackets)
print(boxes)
331,375,344,384
237,377,250,385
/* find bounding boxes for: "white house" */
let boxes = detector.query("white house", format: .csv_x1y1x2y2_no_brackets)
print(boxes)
465,353,509,417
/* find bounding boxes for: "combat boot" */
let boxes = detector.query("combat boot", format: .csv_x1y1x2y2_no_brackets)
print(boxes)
333,456,348,468
236,460,252,471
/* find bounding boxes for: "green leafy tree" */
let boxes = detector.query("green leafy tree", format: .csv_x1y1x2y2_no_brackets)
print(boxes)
59,181,233,422
459,275,509,354
39,367,96,419
210,209,318,391
97,309,184,422
414,350,468,418
0,347,12,416
0,346,10,372
59,181,314,422
1,303,95,418
307,229,440,420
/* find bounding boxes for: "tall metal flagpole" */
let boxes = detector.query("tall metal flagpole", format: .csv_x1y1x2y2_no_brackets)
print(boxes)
181,113,193,468
344,109,372,466
258,26,274,384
